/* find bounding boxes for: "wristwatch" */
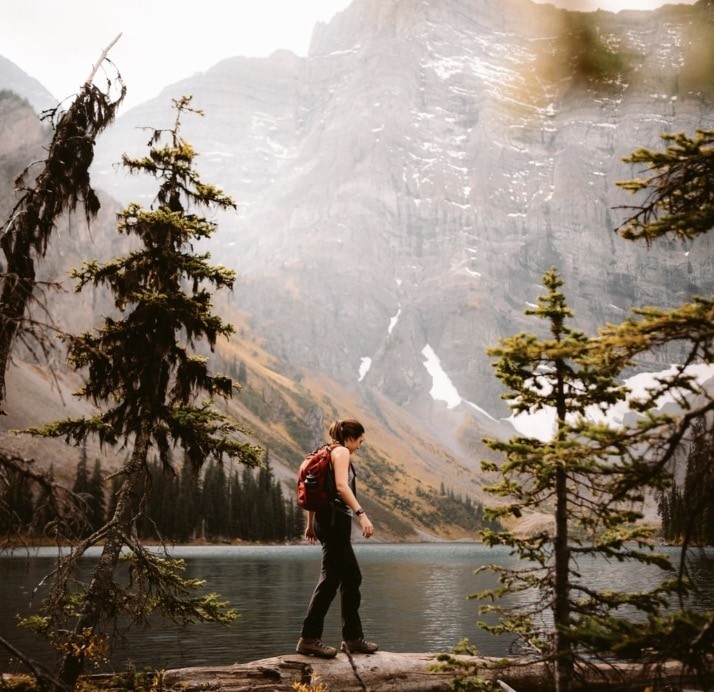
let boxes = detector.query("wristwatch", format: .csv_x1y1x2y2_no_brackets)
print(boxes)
355,508,365,516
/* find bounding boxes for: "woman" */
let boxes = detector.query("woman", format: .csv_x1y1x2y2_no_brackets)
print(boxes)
296,419,378,658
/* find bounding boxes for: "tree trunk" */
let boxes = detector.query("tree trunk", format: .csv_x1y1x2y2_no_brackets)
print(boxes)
553,362,573,692
58,422,152,686
553,462,572,692
159,653,714,691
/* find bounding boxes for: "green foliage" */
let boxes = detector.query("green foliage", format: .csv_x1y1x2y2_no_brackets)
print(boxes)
70,445,107,538
30,96,262,473
117,552,239,625
132,452,300,544
87,459,106,533
616,129,714,242
478,268,680,691
415,485,499,535
19,96,262,686
0,467,34,531
85,664,165,692
659,418,714,545
430,639,500,691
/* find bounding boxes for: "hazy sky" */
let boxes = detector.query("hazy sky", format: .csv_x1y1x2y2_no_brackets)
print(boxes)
0,0,697,111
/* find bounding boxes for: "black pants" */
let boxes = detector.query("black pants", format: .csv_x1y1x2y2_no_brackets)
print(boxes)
301,509,363,641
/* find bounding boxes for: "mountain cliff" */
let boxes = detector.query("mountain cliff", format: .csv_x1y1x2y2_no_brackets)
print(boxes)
0,94,499,542
0,56,57,113
90,0,713,424
0,0,713,538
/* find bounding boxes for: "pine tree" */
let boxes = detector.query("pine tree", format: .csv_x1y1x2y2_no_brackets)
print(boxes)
228,466,242,537
202,459,229,539
257,451,275,541
87,459,107,531
175,454,201,542
73,442,90,496
26,96,261,686
71,443,92,536
616,129,714,243
240,466,259,541
477,269,677,692
595,129,714,677
2,468,34,532
159,464,180,539
31,464,57,538
237,360,248,386
659,419,714,546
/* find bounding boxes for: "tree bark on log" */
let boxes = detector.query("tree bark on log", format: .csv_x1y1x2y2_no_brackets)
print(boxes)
161,652,712,691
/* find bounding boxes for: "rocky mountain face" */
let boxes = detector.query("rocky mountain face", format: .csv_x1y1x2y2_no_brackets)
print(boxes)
88,0,713,430
0,56,57,113
0,0,712,538
0,94,495,540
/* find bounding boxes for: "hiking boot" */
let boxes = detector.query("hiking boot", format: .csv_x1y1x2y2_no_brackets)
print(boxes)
341,638,378,654
296,637,337,658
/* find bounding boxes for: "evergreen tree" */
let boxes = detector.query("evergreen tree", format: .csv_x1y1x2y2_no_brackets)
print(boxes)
286,500,303,541
73,442,90,496
257,451,275,541
71,443,93,537
239,466,260,541
616,129,714,243
158,464,180,539
237,360,248,386
176,454,201,542
32,464,57,538
602,129,714,488
659,419,714,545
271,482,288,541
26,96,261,686
202,460,229,539
477,269,677,692
2,468,34,532
582,127,714,683
228,465,242,537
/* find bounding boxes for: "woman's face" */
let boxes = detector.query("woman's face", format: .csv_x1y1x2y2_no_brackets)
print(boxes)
344,435,364,454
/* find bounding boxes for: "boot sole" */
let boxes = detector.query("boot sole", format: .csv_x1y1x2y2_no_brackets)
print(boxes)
341,643,378,654
296,648,337,658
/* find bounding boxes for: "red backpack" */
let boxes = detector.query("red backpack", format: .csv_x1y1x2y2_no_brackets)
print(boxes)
297,444,338,511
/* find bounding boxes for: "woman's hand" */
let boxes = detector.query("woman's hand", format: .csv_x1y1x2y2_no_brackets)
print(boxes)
359,513,374,539
305,511,317,544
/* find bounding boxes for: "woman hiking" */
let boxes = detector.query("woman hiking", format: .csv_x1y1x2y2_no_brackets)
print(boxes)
296,418,378,658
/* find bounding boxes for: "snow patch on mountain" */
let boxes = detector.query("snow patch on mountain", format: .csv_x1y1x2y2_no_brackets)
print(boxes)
422,344,461,409
508,363,714,442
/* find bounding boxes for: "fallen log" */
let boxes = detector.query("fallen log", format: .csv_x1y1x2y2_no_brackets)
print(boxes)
162,651,713,691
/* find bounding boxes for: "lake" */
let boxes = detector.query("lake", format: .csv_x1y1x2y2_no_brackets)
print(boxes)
1,543,713,674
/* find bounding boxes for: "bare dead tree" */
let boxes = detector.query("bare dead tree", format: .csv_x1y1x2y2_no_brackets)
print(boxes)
0,35,125,409
0,39,125,685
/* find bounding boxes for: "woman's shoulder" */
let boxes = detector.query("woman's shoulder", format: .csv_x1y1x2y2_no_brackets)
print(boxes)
330,444,349,460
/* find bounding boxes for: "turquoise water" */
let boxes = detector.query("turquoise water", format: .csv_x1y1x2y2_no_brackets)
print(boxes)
1,543,712,673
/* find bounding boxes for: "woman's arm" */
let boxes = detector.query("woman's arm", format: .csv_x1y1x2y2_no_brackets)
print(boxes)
332,446,374,538
304,510,317,543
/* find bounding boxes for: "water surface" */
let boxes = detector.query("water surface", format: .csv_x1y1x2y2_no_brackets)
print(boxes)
1,543,712,674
